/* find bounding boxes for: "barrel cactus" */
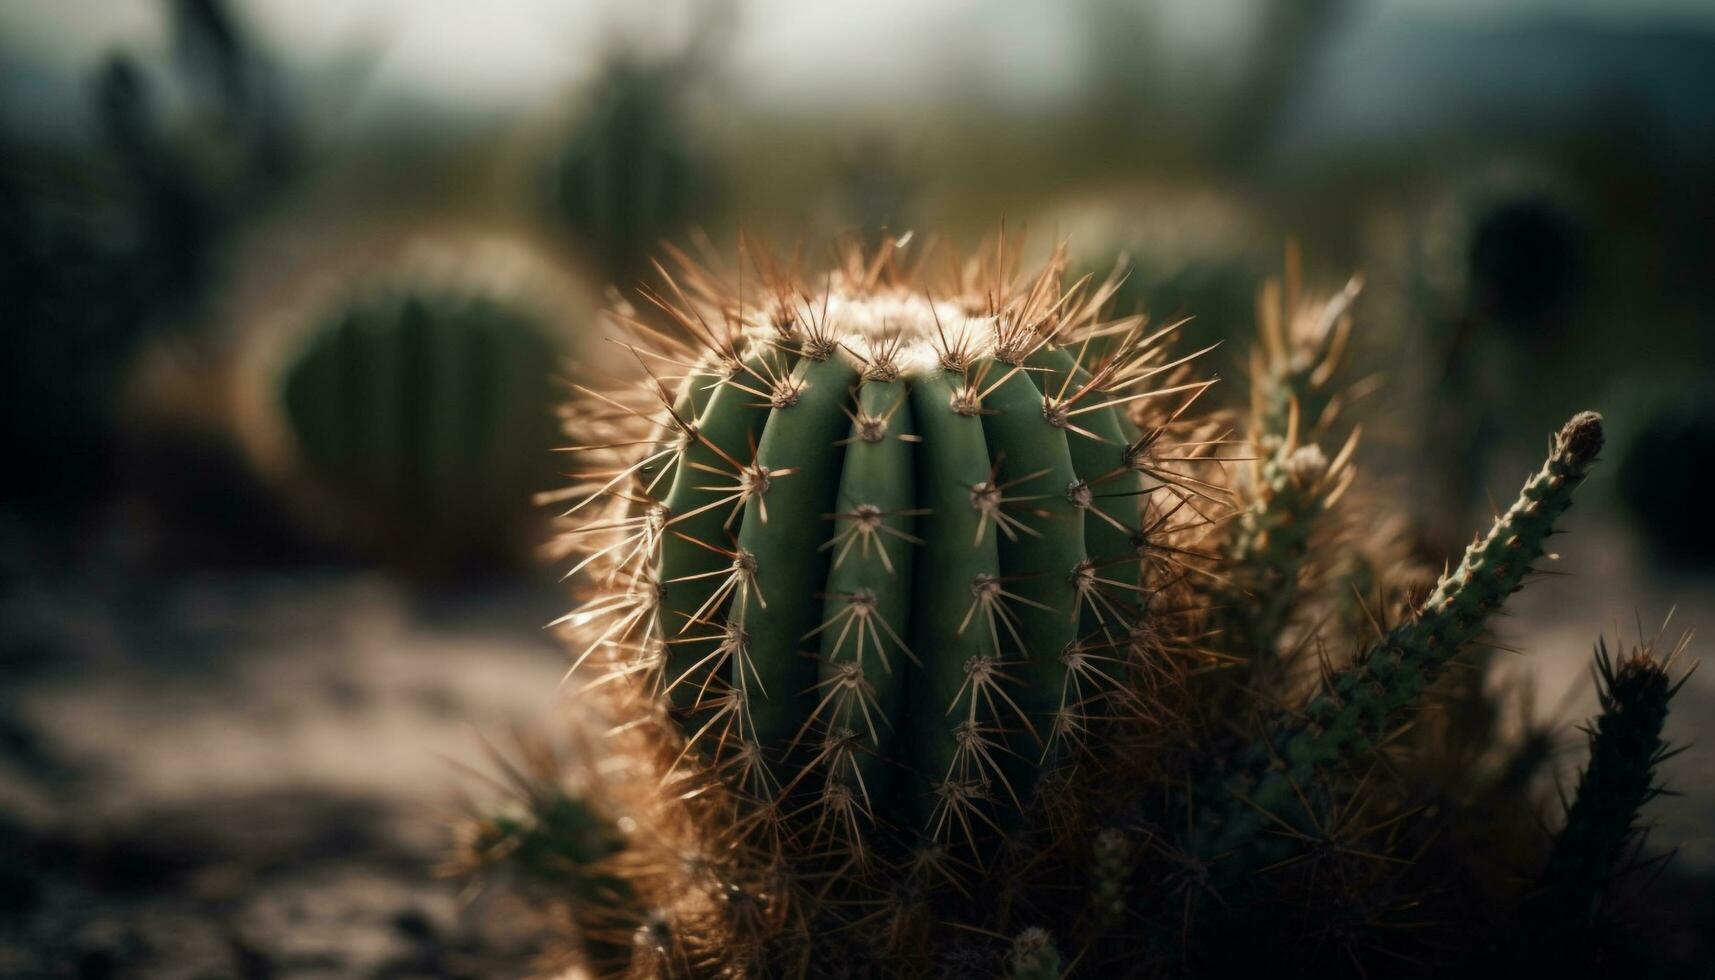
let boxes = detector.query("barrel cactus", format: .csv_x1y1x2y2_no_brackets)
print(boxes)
551,56,707,288
239,238,576,570
463,237,1693,976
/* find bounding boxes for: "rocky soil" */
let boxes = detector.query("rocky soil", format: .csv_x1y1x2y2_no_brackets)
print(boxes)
0,513,569,978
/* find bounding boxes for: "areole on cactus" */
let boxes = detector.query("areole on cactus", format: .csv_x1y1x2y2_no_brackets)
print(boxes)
462,233,1690,978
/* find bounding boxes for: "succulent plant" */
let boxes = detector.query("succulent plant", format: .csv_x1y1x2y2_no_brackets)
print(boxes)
239,240,574,570
1509,635,1689,968
1055,192,1267,358
3,0,295,514
464,237,1692,977
551,57,709,288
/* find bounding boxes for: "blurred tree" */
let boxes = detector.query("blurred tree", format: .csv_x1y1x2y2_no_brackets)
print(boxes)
1416,173,1588,553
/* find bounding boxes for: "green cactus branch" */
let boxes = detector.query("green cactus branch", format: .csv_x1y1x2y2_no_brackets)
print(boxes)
1212,267,1361,681
1200,410,1605,874
1515,636,1686,957
1217,422,1356,683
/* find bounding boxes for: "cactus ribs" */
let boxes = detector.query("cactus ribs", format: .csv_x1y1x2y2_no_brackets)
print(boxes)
461,235,1686,978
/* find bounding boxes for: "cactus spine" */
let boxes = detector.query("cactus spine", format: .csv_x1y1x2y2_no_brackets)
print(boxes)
467,236,1697,977
639,243,1158,852
1197,410,1606,878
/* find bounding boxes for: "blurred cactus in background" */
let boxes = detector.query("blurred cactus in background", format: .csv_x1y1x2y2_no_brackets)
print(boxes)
1510,635,1689,971
833,134,918,251
549,56,713,292
1613,381,1715,568
1400,166,1590,554
544,2,736,292
99,0,297,303
457,236,1693,976
0,0,295,515
1059,192,1269,401
238,238,575,572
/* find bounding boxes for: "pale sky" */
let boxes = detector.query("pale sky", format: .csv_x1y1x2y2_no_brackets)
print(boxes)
3,0,1712,119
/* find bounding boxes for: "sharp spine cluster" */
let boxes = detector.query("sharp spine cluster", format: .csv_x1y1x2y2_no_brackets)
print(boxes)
458,235,1693,978
1509,635,1689,967
1196,409,1607,880
626,238,1195,852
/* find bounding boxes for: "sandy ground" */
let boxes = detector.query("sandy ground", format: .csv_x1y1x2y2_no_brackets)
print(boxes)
0,517,572,978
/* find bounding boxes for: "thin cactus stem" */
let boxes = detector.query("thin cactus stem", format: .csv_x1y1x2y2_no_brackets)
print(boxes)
1519,636,1686,945
1199,411,1605,876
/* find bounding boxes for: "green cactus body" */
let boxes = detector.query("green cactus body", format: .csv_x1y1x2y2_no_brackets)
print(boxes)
554,61,700,285
977,361,1086,761
1522,639,1679,942
815,376,918,807
640,283,1164,853
656,351,777,719
734,353,862,756
1030,347,1146,636
275,286,565,568
905,370,1006,832
1199,411,1606,877
524,241,1659,977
